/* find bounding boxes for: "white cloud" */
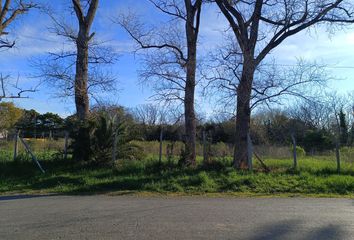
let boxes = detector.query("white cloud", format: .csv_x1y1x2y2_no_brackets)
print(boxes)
272,27,354,65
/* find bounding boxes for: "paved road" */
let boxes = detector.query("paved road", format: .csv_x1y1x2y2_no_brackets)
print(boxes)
0,195,353,240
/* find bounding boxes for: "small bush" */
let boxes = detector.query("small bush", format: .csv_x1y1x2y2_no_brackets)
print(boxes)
295,146,306,157
69,113,144,166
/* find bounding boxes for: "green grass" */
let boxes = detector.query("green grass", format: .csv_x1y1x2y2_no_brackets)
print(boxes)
0,152,353,197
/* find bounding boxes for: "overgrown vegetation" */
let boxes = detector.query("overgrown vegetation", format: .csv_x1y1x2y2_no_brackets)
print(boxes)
69,113,144,165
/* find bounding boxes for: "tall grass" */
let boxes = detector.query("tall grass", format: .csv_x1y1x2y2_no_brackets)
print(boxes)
0,154,353,196
1,139,353,196
0,139,66,162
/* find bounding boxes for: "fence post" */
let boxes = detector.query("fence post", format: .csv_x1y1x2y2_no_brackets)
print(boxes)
19,137,45,173
13,129,19,161
64,131,69,160
291,133,297,170
247,133,253,171
203,130,207,164
112,130,118,165
159,126,163,165
335,141,341,174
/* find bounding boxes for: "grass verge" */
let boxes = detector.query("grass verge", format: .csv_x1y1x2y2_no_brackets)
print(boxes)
0,156,353,197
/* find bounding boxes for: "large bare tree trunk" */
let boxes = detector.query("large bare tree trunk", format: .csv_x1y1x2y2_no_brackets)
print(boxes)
119,0,201,166
184,44,197,165
215,0,354,171
75,28,90,120
72,0,99,120
234,57,255,169
182,0,200,166
71,0,98,162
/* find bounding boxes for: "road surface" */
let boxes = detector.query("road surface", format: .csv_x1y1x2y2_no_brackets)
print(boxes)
0,195,353,239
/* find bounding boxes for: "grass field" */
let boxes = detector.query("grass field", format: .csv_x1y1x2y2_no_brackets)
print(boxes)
1,145,353,197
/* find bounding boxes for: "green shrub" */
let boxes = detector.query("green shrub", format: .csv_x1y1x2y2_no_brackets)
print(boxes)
295,146,306,157
69,118,95,162
69,113,144,166
340,147,354,164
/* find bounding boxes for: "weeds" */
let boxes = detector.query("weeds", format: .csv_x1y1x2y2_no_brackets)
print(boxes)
0,154,353,196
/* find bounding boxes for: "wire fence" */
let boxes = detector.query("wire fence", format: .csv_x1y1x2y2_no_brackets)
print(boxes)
0,127,353,172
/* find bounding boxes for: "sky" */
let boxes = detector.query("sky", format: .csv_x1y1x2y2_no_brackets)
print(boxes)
1,0,354,117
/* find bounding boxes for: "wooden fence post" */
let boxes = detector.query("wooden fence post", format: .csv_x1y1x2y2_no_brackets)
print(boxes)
335,141,341,174
64,131,69,160
159,126,163,165
19,137,45,173
291,133,297,170
203,130,207,164
247,133,253,171
13,129,19,161
112,130,118,165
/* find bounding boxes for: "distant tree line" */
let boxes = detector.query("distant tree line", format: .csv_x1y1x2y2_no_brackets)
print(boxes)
2,100,353,155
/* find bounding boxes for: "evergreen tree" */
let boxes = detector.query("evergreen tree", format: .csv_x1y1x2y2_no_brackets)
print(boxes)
338,109,349,146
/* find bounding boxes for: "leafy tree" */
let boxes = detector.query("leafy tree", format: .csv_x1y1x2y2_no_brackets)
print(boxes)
16,109,39,130
302,129,334,153
36,112,64,130
349,124,354,146
338,108,349,146
0,102,23,132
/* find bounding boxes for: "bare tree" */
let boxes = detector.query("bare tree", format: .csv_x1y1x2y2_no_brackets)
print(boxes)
205,51,329,113
34,0,117,121
71,0,99,120
118,0,202,165
0,0,36,49
0,74,37,101
288,99,333,129
34,45,116,103
0,1,37,100
132,104,160,125
214,0,354,169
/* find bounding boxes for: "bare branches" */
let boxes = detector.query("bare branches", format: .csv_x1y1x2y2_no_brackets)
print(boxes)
117,0,203,164
215,0,354,63
0,0,37,49
33,43,117,100
117,0,203,105
204,36,331,114
36,0,117,110
0,74,37,101
117,9,189,104
116,11,187,63
212,0,354,166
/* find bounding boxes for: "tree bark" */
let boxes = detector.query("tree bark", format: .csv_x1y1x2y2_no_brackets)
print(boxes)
182,1,200,166
72,0,99,121
233,57,255,169
75,27,90,120
71,0,98,162
184,45,197,165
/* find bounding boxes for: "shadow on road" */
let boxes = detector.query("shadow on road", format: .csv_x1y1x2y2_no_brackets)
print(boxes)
0,194,56,201
249,220,346,240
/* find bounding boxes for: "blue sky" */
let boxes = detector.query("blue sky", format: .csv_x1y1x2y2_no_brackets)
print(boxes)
1,0,354,117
